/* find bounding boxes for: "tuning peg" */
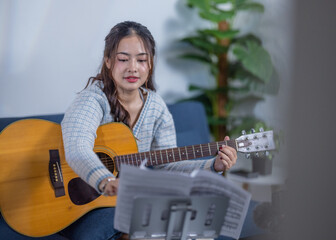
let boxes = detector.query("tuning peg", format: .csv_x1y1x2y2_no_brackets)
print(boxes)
259,127,264,132
250,128,255,133
241,130,246,135
245,153,250,159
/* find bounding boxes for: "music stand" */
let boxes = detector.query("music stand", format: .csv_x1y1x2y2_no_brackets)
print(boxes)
129,196,229,240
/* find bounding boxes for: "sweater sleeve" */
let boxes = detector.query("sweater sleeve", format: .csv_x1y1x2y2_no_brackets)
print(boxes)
61,90,114,192
150,106,177,151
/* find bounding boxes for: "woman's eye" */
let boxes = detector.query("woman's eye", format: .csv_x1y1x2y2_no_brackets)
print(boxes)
138,59,147,63
118,58,128,62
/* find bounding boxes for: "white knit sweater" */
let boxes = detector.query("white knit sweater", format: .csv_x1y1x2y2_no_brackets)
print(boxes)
61,81,216,192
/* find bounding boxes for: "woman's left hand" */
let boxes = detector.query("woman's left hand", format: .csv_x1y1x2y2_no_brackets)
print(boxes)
214,136,237,172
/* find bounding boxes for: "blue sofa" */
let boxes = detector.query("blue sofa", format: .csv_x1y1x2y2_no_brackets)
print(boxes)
0,101,264,240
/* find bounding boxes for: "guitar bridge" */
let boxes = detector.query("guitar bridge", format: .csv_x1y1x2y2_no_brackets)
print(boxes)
48,149,65,197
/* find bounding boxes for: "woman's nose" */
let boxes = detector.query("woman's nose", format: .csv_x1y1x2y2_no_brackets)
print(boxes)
128,58,137,72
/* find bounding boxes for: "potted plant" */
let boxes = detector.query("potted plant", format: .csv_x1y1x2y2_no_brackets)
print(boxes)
178,0,275,143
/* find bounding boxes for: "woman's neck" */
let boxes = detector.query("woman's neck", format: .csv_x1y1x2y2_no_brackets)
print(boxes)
117,88,145,128
117,89,141,107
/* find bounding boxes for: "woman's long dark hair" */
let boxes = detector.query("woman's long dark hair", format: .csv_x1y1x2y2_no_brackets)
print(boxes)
86,21,156,127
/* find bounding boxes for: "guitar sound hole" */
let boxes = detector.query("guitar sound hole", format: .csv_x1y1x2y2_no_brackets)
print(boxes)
96,152,114,173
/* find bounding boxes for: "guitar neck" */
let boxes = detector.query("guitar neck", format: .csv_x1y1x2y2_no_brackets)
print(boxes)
114,140,237,171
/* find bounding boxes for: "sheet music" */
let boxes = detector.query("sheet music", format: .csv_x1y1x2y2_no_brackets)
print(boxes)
114,164,193,233
114,165,251,239
189,170,251,239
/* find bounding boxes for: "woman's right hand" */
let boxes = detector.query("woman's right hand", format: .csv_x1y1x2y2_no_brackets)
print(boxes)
98,177,119,196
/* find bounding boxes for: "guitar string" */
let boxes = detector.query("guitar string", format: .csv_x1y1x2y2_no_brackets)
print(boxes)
98,142,233,168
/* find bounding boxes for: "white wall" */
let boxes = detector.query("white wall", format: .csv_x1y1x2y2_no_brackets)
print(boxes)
0,0,293,138
0,0,211,117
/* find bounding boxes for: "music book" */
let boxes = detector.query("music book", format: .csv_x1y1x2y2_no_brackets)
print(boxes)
114,164,251,239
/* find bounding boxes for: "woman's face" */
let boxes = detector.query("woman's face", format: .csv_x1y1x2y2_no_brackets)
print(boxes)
105,35,150,94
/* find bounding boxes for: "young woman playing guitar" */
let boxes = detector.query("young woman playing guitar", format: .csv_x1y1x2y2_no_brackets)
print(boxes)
1,21,237,240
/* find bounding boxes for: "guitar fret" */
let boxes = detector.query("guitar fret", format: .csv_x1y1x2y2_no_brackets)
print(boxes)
192,145,196,159
178,148,182,160
140,153,143,164
160,150,163,164
208,143,211,155
137,154,140,165
148,152,151,165
172,149,175,162
143,152,149,165
154,151,158,165
145,152,153,165
165,149,169,163
185,146,188,160
200,144,203,157
143,152,146,164
151,152,157,165
128,155,132,166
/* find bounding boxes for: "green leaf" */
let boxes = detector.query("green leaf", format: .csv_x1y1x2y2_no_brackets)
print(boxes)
236,2,264,12
187,0,211,10
230,62,265,83
179,53,213,64
232,33,262,46
199,29,239,39
189,84,210,92
210,63,219,76
211,0,233,4
181,36,228,54
199,9,234,22
234,94,265,105
232,40,273,83
189,85,228,95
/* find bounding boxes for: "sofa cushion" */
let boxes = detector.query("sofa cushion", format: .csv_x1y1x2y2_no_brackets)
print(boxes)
0,114,64,132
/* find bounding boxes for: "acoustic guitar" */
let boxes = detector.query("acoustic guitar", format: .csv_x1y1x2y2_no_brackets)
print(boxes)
0,119,275,237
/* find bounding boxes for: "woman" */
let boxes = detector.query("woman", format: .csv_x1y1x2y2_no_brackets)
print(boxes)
60,21,237,240
0,21,236,240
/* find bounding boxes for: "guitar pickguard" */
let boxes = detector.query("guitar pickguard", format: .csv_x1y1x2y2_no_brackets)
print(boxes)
68,178,100,205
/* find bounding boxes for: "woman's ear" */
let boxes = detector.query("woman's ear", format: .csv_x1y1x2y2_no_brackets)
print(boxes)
104,57,112,69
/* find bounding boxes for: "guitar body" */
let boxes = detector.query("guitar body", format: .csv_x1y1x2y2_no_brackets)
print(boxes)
0,119,138,237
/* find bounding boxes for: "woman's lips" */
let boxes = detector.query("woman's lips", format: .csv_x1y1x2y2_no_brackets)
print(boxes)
125,76,139,83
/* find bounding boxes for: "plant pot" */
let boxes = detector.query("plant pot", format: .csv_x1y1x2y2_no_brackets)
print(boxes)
252,155,272,176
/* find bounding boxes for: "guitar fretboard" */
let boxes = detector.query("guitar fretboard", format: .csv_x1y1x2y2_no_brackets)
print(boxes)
113,140,236,171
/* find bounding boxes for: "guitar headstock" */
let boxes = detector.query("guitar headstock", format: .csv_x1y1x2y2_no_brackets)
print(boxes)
236,128,275,153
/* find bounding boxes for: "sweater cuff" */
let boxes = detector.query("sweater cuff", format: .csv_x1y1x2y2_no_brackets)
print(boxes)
87,167,115,193
207,158,224,175
204,158,217,171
